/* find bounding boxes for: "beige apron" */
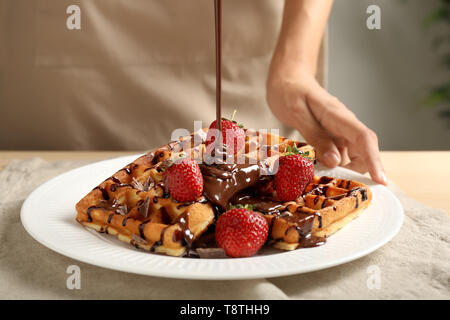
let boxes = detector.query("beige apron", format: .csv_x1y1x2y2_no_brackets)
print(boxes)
0,0,326,150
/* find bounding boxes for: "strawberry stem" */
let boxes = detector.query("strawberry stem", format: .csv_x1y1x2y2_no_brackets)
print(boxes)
231,109,237,122
283,144,311,159
229,203,255,211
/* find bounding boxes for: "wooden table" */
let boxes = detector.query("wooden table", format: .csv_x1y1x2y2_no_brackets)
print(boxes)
0,151,449,215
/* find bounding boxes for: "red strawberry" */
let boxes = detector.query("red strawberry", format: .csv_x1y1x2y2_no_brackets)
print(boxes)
163,158,203,202
215,207,268,258
274,154,314,201
206,117,245,155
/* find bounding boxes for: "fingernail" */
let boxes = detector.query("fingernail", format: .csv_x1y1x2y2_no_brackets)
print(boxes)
323,151,340,167
379,171,388,185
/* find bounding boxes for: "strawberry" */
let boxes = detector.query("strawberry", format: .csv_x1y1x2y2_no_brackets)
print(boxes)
205,111,245,155
215,207,268,258
274,151,314,201
163,158,203,202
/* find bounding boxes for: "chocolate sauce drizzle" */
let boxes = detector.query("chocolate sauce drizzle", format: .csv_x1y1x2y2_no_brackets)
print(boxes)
139,220,150,240
93,187,110,201
214,0,222,137
280,210,325,247
150,227,169,252
177,211,195,248
86,200,128,222
107,213,114,224
200,163,261,211
230,194,283,215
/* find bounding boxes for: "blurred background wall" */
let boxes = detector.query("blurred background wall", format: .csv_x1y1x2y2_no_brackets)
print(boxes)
328,0,450,150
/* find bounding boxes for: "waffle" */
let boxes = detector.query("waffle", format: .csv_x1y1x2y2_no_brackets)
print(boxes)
260,175,372,250
75,128,372,256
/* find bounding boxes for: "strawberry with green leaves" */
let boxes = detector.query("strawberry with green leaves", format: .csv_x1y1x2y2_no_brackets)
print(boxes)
274,144,314,201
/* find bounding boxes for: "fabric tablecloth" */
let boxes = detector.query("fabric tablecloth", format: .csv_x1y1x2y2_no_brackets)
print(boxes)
0,158,449,299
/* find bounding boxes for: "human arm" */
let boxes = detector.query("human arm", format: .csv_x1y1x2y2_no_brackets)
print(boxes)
267,0,387,185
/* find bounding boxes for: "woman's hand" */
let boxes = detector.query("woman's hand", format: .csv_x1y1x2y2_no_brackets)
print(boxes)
267,62,387,185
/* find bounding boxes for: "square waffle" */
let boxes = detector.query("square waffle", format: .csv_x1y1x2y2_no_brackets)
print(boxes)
75,128,372,257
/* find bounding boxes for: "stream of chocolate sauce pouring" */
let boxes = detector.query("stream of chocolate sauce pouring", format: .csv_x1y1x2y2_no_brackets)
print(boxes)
206,0,325,249
214,0,222,141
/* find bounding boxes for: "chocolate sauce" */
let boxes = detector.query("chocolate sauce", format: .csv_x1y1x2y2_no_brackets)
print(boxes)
282,211,325,247
318,176,333,184
285,225,305,238
298,235,326,248
361,188,368,201
86,206,96,222
160,207,172,225
198,1,267,214
305,185,329,197
138,220,150,240
151,226,169,251
176,197,208,209
214,0,222,136
200,163,261,211
192,227,217,249
86,200,128,222
177,211,195,247
156,182,170,198
107,213,114,224
268,216,278,237
283,212,315,233
110,183,133,192
354,194,359,209
111,176,121,184
230,194,284,214
315,211,323,228
93,187,110,201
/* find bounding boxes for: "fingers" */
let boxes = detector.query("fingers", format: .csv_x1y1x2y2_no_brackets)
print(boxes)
312,135,341,168
291,101,341,168
360,130,388,185
334,138,350,166
344,130,387,185
343,156,366,173
307,90,387,185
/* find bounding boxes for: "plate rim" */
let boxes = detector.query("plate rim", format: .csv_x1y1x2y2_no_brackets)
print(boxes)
20,155,404,280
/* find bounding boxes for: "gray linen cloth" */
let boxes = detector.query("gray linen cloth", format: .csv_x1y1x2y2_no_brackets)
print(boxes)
0,158,448,299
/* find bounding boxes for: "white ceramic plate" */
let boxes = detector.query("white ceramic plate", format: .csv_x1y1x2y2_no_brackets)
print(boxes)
21,155,404,280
